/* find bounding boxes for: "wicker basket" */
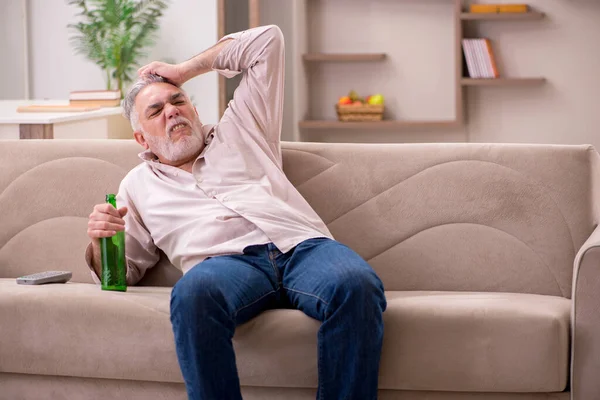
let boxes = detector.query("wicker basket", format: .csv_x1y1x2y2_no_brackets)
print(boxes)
336,104,384,122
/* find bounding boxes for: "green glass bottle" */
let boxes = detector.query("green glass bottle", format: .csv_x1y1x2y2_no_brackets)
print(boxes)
101,194,127,292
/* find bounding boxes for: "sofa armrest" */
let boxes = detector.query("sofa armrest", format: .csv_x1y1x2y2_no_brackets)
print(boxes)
571,224,600,399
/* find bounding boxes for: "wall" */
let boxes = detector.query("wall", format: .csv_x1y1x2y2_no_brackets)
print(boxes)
24,0,219,124
5,1,599,147
301,0,463,143
259,0,296,141
263,0,600,147
0,0,27,99
465,0,600,146
225,0,249,109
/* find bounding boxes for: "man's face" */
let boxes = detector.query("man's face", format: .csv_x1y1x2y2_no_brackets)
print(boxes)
133,82,204,166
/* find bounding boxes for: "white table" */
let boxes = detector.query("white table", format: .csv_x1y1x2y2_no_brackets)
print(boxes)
0,100,133,140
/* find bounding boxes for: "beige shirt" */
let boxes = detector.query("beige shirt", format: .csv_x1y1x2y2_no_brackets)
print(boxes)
89,25,333,285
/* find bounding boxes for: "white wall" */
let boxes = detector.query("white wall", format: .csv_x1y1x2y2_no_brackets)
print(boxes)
263,0,600,148
260,0,296,141
465,0,600,146
25,0,219,124
225,0,249,107
265,0,465,143
143,0,219,124
0,0,27,99
28,1,105,98
7,0,599,147
306,0,456,122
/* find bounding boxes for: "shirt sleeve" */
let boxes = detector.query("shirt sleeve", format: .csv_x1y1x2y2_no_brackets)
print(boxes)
211,25,285,154
85,178,160,286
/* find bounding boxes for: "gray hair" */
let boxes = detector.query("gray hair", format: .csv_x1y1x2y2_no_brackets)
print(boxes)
122,74,176,131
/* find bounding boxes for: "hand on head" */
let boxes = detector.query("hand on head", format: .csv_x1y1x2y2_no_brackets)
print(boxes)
138,62,187,87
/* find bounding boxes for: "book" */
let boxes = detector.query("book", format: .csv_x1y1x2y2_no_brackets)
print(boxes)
17,105,101,113
470,4,529,13
469,39,486,78
462,38,500,79
463,39,477,78
483,39,500,78
471,39,483,78
69,90,121,101
69,99,121,107
462,40,479,78
476,40,492,78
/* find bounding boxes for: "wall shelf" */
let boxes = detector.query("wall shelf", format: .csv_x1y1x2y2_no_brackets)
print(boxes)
461,78,546,86
302,53,387,62
461,11,545,21
291,0,548,140
299,120,459,130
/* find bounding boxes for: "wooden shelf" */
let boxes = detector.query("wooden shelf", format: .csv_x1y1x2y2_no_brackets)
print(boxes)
299,120,459,130
303,53,387,62
461,11,545,21
287,0,550,141
461,78,546,86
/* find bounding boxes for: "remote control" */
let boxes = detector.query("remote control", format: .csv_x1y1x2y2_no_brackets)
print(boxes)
16,271,72,285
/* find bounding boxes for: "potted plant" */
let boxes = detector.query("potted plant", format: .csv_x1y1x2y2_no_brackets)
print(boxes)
67,0,169,96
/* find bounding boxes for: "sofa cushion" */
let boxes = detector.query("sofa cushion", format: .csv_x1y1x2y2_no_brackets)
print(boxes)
378,291,570,392
0,279,569,392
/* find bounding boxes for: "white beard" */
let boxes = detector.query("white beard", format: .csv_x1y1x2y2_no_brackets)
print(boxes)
144,126,203,163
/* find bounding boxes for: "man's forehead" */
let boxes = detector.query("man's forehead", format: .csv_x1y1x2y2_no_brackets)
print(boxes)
137,83,183,107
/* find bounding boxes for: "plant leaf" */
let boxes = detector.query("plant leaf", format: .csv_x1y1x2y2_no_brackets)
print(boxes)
66,0,170,89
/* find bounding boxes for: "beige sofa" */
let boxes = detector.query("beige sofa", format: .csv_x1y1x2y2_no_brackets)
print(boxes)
1,139,600,400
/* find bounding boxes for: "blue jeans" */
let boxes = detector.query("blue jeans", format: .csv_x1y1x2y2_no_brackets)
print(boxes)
170,237,387,400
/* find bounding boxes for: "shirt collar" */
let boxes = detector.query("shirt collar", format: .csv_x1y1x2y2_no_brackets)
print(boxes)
138,123,216,166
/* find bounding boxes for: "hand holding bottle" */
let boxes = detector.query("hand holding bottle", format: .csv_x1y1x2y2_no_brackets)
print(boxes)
86,196,128,291
87,203,128,240
89,195,128,292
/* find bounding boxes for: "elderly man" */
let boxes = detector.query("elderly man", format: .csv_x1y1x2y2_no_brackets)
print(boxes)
86,25,386,400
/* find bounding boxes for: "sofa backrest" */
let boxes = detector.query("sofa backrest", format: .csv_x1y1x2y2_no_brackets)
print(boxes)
1,140,598,298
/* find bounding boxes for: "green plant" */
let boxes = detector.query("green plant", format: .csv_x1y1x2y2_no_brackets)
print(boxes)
67,0,169,95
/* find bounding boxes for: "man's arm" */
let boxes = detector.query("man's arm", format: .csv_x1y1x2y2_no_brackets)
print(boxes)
137,38,234,85
86,203,126,282
86,180,160,286
210,25,285,145
139,25,285,145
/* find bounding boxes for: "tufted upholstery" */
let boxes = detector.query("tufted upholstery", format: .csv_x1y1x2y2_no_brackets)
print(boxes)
2,139,600,399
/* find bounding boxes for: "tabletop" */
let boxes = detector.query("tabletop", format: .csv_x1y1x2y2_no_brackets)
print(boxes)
0,100,123,124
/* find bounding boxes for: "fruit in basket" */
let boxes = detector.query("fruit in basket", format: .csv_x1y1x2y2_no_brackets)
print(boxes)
336,90,385,122
338,96,352,105
368,94,384,105
339,91,383,108
348,90,365,103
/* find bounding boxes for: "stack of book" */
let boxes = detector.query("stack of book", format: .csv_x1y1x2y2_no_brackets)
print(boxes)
69,90,121,108
470,4,529,13
462,38,500,79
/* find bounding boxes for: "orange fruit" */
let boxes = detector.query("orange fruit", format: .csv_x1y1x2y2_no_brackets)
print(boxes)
338,96,352,105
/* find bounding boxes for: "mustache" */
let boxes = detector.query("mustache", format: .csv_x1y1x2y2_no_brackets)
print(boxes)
166,117,193,138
